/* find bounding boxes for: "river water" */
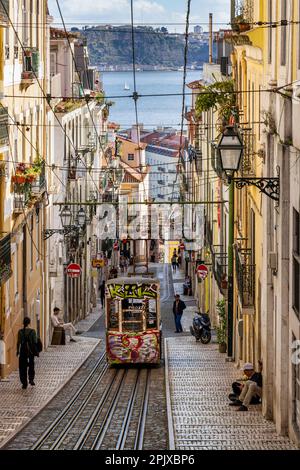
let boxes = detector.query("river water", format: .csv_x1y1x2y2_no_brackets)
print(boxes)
102,70,202,130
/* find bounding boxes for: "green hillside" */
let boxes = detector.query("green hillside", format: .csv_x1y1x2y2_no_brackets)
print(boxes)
79,26,209,68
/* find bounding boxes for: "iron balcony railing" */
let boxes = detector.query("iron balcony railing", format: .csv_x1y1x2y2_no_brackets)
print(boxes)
211,143,223,178
205,218,213,249
0,107,9,147
234,244,255,308
212,249,228,295
0,234,12,286
0,0,9,25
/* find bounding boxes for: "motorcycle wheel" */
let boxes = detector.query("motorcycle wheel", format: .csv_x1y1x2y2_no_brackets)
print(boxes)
200,331,211,344
190,326,195,337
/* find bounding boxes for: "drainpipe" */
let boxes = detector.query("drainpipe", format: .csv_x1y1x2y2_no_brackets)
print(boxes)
227,181,234,359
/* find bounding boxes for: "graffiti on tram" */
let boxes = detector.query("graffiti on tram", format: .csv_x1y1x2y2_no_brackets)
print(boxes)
107,330,160,364
107,283,158,300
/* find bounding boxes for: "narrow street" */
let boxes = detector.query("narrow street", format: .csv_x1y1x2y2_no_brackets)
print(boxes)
1,263,297,450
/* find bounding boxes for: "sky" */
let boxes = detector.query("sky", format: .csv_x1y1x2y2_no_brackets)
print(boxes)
48,0,230,32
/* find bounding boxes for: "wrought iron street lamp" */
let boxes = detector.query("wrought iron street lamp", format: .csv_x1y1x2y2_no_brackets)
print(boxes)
60,205,73,228
77,207,86,228
217,125,244,179
217,125,280,201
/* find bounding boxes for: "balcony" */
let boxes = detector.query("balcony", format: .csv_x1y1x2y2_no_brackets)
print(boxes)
21,48,40,88
211,143,223,178
0,234,12,286
211,248,228,295
0,107,9,148
234,244,255,312
12,160,46,212
31,166,46,196
0,0,9,26
205,218,213,249
232,0,253,33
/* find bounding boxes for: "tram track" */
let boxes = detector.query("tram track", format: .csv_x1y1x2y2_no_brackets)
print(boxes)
31,352,109,450
31,362,151,450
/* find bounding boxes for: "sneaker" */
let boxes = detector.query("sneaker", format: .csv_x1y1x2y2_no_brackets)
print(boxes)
70,338,76,342
237,405,248,411
75,331,82,335
22,384,27,389
229,400,243,406
29,381,35,386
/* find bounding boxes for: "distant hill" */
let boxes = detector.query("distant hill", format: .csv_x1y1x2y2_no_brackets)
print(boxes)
79,26,209,68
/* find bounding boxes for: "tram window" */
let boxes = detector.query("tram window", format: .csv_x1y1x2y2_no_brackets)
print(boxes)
107,299,119,330
144,299,157,329
121,299,144,332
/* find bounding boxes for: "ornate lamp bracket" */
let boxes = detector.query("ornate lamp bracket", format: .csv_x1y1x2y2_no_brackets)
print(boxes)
43,226,79,240
233,177,280,201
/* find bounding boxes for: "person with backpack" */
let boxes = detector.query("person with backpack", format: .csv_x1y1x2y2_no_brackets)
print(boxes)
16,317,39,389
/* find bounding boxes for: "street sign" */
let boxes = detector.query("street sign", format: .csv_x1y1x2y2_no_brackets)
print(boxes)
197,264,208,280
66,263,81,278
180,243,185,250
92,259,105,268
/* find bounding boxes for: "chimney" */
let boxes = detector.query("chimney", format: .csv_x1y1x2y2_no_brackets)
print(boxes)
209,13,213,64
131,124,143,144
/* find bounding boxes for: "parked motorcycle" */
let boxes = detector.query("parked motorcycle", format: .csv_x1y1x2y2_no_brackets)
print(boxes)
190,312,212,344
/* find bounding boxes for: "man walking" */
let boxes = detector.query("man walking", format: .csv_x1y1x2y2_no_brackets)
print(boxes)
51,307,77,342
17,317,38,389
172,294,186,333
99,280,105,309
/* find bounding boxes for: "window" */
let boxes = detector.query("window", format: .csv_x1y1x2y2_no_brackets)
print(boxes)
29,214,34,271
292,334,300,432
281,0,287,66
268,0,272,64
293,208,300,318
128,153,134,161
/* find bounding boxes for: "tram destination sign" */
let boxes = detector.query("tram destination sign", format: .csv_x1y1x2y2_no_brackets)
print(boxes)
107,283,158,300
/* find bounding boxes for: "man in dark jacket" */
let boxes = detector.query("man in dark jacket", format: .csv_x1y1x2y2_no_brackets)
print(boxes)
17,317,38,389
172,294,186,333
229,362,263,411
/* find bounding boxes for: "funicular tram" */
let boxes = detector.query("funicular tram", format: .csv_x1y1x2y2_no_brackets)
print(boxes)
105,277,161,365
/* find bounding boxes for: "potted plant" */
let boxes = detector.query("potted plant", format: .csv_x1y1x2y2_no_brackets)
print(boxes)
216,299,227,353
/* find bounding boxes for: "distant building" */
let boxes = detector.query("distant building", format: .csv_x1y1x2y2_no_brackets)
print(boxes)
194,25,203,34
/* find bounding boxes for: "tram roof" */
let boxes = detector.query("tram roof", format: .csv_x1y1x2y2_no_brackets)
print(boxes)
106,277,160,285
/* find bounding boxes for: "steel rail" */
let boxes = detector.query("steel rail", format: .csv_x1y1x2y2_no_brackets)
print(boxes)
134,369,151,450
31,352,107,450
92,370,128,450
72,368,122,450
116,370,141,450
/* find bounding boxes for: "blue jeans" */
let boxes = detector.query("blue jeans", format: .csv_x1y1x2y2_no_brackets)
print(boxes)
174,314,183,332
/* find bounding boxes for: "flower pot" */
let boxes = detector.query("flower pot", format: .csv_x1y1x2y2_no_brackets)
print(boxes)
238,23,250,32
219,342,227,353
12,175,26,184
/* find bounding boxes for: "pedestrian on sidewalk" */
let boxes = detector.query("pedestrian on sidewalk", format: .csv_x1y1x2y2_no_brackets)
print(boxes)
17,317,38,389
99,280,106,309
171,251,178,272
172,294,186,333
229,362,262,411
51,307,77,342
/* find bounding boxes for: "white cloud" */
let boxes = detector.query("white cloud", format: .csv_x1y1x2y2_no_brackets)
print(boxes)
48,0,165,23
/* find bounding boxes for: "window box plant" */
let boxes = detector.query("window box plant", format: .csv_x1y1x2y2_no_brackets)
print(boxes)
216,299,227,353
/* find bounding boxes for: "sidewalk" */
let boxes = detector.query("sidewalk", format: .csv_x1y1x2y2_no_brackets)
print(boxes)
0,303,102,448
166,269,297,450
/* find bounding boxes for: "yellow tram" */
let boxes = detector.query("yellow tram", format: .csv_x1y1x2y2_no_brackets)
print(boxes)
105,277,161,365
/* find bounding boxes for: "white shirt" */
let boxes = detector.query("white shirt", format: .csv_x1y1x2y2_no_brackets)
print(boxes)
51,314,62,327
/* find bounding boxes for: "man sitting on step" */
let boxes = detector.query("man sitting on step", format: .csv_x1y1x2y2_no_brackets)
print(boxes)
51,307,78,342
229,361,262,412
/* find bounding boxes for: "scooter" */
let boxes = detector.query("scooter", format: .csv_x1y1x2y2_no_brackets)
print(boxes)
190,312,212,344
